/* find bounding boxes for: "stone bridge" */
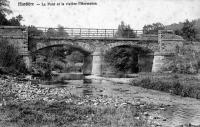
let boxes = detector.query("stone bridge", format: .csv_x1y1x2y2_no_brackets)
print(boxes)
0,26,184,75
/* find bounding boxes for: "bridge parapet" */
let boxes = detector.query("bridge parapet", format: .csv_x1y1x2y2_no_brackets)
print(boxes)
33,27,145,39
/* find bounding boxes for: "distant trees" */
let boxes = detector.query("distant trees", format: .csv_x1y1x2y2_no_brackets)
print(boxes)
46,28,57,37
115,21,136,38
28,26,44,37
45,26,69,37
143,22,165,34
57,25,69,37
104,47,139,73
8,15,23,26
174,19,197,41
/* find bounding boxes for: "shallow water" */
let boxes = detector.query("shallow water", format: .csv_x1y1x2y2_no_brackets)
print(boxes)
40,79,200,126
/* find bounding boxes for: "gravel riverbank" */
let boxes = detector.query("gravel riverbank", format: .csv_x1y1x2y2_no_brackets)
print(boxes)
0,75,199,127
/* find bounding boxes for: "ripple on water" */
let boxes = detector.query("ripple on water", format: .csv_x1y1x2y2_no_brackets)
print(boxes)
158,105,200,126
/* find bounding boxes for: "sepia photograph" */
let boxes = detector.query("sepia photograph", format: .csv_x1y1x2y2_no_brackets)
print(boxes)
0,0,200,126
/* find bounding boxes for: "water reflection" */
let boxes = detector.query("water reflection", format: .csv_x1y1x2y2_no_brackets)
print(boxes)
82,84,93,96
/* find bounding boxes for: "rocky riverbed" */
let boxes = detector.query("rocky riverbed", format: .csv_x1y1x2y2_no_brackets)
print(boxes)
0,75,199,127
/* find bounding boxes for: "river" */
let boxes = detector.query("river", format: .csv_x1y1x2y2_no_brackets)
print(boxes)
39,78,200,126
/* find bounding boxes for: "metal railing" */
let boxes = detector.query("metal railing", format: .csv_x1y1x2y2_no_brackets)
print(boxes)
33,27,144,38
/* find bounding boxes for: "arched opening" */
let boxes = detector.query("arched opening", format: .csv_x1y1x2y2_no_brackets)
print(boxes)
103,45,154,76
31,44,93,80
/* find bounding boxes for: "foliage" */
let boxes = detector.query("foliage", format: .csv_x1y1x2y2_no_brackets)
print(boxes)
45,25,69,38
104,47,139,73
33,47,84,77
8,14,23,26
0,0,12,15
46,28,57,37
167,19,199,41
0,12,9,25
66,51,84,63
0,0,23,26
130,74,200,99
181,19,197,41
115,21,136,38
0,40,18,67
171,45,198,74
0,12,23,26
0,39,28,74
57,25,69,37
28,26,44,37
143,22,165,34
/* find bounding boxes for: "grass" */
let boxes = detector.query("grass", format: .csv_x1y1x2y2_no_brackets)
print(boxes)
130,73,200,99
0,75,152,127
0,98,149,127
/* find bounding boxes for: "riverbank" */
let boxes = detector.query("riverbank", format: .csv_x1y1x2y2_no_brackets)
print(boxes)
129,73,200,99
1,74,200,126
87,73,200,100
0,75,161,127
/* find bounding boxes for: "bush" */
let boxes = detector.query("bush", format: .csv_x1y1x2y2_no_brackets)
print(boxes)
171,81,183,95
130,77,200,99
0,39,28,74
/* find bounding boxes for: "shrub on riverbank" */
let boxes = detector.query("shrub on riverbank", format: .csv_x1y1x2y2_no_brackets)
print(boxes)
130,75,200,99
0,39,28,75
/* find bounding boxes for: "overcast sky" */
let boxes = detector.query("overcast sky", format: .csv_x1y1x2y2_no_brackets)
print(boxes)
8,0,200,29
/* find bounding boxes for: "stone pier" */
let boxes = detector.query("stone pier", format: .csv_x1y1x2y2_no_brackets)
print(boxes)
91,48,103,76
83,55,93,75
152,52,175,72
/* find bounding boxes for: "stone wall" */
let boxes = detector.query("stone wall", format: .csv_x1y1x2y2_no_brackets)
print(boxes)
0,26,28,55
0,26,31,69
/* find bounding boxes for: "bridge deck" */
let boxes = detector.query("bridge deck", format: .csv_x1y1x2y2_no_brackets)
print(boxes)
31,36,158,41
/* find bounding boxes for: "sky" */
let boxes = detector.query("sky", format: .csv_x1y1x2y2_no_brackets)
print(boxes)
7,0,200,29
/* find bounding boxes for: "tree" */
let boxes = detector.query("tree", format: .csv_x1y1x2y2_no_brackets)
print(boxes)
0,12,9,25
67,51,84,63
104,47,139,73
46,28,58,37
0,0,12,25
8,14,23,26
57,25,69,37
28,26,43,37
181,19,197,41
0,0,12,15
0,0,23,26
115,21,136,38
143,22,165,34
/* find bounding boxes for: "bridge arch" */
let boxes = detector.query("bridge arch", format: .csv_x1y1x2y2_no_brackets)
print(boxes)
102,41,155,73
31,40,97,75
103,41,156,53
33,40,96,54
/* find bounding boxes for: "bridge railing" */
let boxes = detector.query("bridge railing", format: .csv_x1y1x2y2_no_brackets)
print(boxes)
34,27,144,38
